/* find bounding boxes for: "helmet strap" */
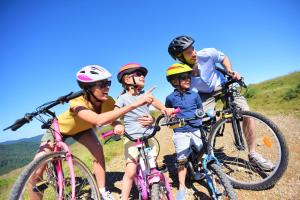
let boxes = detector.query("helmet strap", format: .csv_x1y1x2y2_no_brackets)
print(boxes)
87,89,102,103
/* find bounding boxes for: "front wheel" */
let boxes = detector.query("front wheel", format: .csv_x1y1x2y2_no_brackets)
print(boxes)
9,151,100,200
209,111,289,190
150,182,171,200
207,163,237,200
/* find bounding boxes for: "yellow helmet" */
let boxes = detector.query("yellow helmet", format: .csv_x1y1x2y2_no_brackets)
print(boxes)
166,63,192,82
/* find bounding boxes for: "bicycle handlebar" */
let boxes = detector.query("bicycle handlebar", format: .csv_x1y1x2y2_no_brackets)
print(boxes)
3,90,85,131
216,66,247,89
101,107,182,142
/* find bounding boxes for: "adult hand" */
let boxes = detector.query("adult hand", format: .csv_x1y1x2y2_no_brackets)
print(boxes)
228,70,241,80
138,114,154,127
113,124,125,135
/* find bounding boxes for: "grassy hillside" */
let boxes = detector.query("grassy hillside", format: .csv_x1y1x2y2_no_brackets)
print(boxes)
244,71,300,117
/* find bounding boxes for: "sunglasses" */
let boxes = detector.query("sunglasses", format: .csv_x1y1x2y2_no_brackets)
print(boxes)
178,73,192,80
95,80,111,88
131,71,145,77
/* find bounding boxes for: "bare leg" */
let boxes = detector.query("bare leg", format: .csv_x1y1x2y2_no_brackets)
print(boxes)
76,130,106,189
121,160,137,200
28,142,54,200
243,117,256,153
178,166,187,190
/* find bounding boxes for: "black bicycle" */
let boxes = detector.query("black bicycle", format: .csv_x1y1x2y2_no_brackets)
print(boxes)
158,112,237,200
201,69,289,190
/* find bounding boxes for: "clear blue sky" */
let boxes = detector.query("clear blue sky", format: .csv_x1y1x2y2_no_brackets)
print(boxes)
1,0,299,142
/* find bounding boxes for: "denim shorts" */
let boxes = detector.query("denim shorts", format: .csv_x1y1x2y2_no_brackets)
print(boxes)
172,130,203,161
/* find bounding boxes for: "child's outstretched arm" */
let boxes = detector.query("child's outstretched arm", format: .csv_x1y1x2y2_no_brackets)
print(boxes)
152,97,174,115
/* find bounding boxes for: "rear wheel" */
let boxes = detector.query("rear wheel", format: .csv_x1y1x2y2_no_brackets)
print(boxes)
209,111,289,190
9,152,100,200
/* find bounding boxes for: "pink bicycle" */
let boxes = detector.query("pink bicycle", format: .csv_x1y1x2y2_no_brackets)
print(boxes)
4,91,101,200
102,118,174,200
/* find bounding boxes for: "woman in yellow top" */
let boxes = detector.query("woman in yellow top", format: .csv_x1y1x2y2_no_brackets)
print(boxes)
33,65,155,200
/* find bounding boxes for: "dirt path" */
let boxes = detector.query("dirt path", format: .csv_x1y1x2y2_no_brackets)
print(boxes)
105,114,300,200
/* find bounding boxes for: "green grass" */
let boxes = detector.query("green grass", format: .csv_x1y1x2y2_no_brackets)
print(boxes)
244,71,300,117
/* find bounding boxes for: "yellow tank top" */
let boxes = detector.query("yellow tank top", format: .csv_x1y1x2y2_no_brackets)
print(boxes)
57,95,115,135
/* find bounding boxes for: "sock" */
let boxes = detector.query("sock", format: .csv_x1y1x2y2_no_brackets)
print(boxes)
99,187,106,194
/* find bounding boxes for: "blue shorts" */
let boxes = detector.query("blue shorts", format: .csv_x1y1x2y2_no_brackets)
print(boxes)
172,130,203,161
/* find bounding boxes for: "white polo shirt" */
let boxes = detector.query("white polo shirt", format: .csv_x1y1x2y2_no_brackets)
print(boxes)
190,48,227,93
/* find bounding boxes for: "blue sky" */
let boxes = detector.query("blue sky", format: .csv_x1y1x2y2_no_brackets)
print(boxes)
1,0,299,142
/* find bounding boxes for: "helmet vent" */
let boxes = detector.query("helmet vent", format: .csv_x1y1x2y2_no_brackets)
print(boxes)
90,71,99,74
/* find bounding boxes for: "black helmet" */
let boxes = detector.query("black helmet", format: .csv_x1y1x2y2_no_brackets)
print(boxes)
168,35,195,60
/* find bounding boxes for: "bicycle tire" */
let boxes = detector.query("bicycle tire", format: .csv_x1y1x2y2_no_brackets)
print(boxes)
207,163,237,200
208,111,289,190
150,182,170,200
9,151,101,200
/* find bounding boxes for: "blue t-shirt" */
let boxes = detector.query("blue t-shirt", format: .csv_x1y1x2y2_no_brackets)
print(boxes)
190,48,227,93
165,89,202,132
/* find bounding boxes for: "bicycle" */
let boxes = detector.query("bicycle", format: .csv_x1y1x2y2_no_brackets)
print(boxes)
201,68,289,190
101,118,174,200
158,110,237,200
4,90,101,200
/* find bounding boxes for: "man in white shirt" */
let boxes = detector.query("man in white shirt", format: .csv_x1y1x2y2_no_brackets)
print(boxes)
168,35,274,171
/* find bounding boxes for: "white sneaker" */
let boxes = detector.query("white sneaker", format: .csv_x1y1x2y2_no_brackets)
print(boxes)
100,190,115,200
249,152,275,170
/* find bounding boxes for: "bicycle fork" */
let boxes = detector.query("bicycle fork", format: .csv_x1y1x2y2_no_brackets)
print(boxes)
231,116,246,151
202,154,221,200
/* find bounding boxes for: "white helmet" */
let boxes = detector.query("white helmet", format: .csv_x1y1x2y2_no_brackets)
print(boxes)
76,65,112,89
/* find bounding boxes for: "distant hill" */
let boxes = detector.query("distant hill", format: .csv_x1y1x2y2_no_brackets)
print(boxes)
244,71,300,117
0,141,40,175
0,135,43,175
0,134,43,145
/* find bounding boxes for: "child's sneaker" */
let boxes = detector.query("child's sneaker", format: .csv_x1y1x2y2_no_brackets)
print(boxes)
176,188,186,200
100,190,115,200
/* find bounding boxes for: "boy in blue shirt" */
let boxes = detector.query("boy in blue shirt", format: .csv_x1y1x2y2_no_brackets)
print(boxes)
165,63,204,200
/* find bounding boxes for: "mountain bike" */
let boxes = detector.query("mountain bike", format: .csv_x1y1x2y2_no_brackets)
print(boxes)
102,120,174,200
158,111,237,200
202,68,289,190
4,91,101,200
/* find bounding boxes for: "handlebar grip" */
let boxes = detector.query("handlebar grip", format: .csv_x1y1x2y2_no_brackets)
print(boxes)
6,117,30,131
101,130,114,139
238,78,247,88
173,107,181,114
66,90,85,102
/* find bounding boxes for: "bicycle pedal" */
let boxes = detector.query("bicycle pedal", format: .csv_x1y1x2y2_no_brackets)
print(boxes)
32,181,48,192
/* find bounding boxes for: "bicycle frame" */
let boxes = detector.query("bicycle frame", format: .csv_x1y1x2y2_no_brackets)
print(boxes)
102,130,173,200
51,118,76,200
134,138,173,200
160,112,231,199
4,90,93,200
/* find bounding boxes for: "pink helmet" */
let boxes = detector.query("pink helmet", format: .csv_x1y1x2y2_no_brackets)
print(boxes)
76,65,112,89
